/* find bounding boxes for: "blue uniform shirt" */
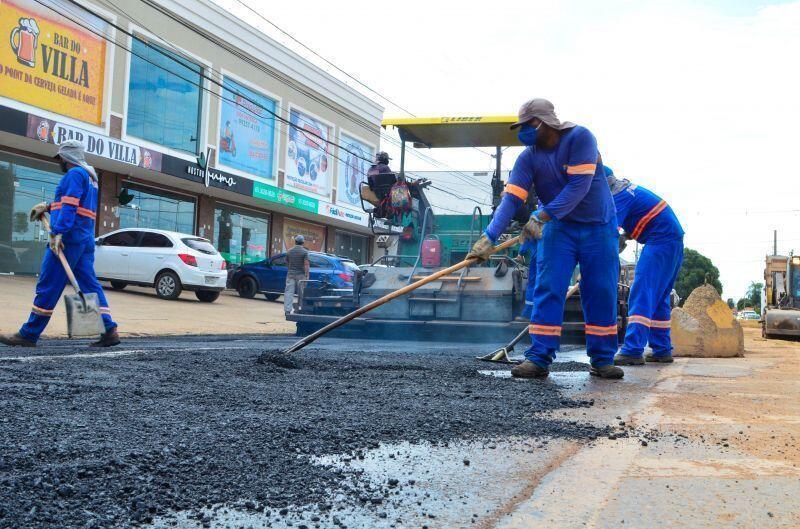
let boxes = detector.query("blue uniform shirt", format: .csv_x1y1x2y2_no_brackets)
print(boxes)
613,184,684,244
50,166,98,245
485,125,614,241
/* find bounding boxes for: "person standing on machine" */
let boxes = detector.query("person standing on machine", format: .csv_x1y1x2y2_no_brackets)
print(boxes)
468,98,622,379
0,140,119,347
606,167,684,365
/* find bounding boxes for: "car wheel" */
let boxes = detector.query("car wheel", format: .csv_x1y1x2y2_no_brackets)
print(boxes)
263,293,279,301
196,290,220,303
237,276,257,299
155,271,182,300
110,281,127,291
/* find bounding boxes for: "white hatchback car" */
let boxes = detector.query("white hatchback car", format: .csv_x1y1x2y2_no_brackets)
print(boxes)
94,228,227,302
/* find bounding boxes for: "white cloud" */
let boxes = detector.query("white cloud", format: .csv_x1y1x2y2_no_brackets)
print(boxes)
219,0,800,299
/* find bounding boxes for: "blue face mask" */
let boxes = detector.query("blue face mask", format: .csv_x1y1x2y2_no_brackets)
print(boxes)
517,123,541,146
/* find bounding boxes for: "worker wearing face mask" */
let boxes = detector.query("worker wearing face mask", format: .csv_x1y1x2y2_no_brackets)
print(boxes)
468,98,621,379
0,140,119,347
605,167,684,365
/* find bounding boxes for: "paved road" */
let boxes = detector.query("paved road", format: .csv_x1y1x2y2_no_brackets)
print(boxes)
0,276,294,338
0,329,797,528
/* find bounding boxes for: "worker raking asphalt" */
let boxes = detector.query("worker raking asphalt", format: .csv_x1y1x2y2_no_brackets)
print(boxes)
0,336,613,528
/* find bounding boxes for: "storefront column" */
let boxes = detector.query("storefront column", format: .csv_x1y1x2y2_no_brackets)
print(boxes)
270,213,285,256
197,195,215,240
97,171,122,235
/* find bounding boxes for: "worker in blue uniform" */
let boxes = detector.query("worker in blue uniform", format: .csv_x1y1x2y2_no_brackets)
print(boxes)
0,140,120,347
468,98,622,379
606,167,684,364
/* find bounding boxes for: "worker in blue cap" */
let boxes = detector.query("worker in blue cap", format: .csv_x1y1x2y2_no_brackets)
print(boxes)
606,167,684,364
469,98,622,379
0,140,120,347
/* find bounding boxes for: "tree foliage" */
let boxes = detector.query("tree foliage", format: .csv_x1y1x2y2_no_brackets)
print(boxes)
675,248,723,305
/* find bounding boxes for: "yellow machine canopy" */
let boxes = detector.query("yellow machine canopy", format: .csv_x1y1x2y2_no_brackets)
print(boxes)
382,115,524,148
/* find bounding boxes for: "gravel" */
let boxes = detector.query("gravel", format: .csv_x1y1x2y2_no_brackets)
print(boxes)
0,337,608,528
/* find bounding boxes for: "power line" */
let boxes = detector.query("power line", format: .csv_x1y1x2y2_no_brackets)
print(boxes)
90,0,491,190
49,0,494,209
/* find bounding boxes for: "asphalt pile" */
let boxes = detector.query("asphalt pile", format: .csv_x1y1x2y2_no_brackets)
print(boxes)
0,340,608,528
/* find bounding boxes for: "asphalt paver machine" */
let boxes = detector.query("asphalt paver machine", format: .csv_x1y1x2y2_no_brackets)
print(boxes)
289,116,629,343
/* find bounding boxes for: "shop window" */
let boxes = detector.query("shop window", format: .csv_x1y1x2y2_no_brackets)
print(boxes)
334,230,369,264
127,36,203,154
214,205,269,266
118,187,195,235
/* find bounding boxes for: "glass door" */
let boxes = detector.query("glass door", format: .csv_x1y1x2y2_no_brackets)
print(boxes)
214,205,269,267
0,153,61,275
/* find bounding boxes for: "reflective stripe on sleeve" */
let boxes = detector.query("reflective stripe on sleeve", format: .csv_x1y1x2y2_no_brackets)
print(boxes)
504,183,529,201
631,200,667,240
60,196,80,206
566,163,597,175
76,207,96,220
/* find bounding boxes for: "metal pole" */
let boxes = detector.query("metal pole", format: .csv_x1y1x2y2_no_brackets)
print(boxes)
399,140,406,178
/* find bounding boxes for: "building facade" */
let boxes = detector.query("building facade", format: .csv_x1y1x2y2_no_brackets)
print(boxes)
0,0,381,275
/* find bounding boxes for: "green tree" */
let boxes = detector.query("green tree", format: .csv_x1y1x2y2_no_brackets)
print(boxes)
736,298,748,310
745,281,763,309
675,248,723,305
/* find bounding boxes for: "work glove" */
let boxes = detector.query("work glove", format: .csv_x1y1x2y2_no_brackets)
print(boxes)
29,202,48,222
520,212,546,245
618,232,630,254
48,233,63,256
467,234,494,263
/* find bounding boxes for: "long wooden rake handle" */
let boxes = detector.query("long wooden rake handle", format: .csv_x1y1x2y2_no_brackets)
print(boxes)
283,236,521,354
41,215,82,296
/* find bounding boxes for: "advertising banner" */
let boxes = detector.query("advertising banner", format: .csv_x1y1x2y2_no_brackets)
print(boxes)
336,133,373,207
0,0,107,125
283,218,325,253
26,113,162,171
317,202,368,227
252,181,318,213
285,107,331,197
218,77,277,181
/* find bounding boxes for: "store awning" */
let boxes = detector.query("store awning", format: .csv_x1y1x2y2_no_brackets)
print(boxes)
381,115,523,148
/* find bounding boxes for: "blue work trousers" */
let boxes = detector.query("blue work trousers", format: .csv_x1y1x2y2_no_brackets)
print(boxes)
525,219,619,368
20,241,116,342
619,238,684,358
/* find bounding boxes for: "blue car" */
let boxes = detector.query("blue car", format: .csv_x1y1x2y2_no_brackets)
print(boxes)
232,251,359,300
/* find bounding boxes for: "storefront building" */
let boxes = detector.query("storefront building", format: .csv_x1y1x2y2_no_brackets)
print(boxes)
0,0,381,275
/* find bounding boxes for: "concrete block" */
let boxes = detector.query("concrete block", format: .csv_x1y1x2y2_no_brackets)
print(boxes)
671,284,744,358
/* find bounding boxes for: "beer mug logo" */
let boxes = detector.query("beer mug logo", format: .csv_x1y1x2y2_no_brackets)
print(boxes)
35,120,49,142
10,17,39,68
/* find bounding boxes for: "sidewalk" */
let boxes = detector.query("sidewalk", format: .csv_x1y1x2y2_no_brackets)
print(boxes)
0,276,294,338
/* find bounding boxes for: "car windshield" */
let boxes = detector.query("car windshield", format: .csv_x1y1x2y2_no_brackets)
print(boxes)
182,238,217,255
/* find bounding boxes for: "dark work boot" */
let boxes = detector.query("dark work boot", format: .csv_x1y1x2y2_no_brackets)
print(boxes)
0,332,36,347
645,352,674,363
614,353,645,366
511,360,549,378
91,327,120,347
590,364,625,379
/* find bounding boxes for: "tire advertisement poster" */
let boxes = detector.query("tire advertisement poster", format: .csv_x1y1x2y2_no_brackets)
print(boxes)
285,107,331,198
336,132,373,207
218,77,277,181
282,218,325,252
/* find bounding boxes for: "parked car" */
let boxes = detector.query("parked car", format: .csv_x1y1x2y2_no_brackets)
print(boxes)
94,228,227,302
231,251,358,300
737,310,760,320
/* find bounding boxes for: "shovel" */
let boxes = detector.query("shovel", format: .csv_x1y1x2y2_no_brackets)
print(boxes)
42,216,105,338
282,237,520,354
476,281,581,364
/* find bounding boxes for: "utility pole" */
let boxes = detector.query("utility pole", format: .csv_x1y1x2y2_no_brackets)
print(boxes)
774,229,778,255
